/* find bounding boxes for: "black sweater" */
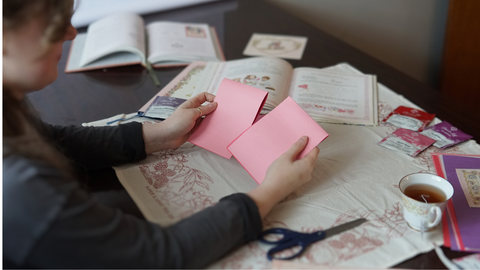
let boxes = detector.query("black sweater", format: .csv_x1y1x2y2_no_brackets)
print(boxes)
3,122,262,268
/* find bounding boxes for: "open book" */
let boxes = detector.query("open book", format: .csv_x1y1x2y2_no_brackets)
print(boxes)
140,57,378,126
65,13,224,73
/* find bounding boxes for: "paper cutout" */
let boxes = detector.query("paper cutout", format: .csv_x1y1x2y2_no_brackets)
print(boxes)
188,79,268,159
228,97,329,184
243,33,308,60
431,153,480,252
143,96,186,119
455,169,480,208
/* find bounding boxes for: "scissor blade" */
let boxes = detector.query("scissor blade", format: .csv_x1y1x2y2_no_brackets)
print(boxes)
323,218,367,239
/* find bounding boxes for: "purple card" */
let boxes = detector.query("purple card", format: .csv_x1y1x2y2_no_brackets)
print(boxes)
443,155,480,251
421,121,473,149
143,96,187,119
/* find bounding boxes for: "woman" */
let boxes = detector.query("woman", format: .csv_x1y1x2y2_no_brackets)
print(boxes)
3,0,320,268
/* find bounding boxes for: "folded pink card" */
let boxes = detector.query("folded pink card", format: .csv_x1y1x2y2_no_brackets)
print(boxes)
188,78,268,158
228,97,329,184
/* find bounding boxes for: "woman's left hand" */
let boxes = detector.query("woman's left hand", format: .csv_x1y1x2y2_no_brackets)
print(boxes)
142,92,217,154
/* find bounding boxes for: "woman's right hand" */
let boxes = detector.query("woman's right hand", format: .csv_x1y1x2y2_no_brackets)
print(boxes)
247,136,320,218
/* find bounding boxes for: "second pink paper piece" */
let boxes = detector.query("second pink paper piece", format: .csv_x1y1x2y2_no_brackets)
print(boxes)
228,97,329,184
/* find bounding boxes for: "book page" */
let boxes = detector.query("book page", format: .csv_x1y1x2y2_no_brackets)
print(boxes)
193,57,293,110
66,33,144,72
80,13,146,67
146,22,218,64
137,62,207,113
288,68,376,125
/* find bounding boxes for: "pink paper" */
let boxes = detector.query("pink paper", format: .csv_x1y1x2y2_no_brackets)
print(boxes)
188,78,268,159
228,97,329,184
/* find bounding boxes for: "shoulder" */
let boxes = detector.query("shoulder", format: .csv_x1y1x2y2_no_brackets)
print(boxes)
3,153,78,266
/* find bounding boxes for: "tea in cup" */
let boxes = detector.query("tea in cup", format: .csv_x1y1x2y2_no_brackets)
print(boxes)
399,173,454,231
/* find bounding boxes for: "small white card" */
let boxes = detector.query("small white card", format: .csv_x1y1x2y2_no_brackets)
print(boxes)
455,168,480,208
243,33,308,60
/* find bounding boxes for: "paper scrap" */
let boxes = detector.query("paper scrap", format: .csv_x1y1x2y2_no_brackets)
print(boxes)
188,78,268,159
228,97,328,184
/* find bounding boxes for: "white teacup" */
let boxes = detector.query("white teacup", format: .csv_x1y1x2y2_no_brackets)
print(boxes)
399,173,454,231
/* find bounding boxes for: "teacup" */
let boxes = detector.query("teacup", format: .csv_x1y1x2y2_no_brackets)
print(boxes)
399,173,454,231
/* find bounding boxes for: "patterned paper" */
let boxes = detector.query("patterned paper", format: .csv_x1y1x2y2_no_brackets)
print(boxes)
455,169,480,208
143,96,186,119
378,128,436,157
243,33,307,60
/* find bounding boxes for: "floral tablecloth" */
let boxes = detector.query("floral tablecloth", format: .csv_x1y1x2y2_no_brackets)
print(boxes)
85,64,480,268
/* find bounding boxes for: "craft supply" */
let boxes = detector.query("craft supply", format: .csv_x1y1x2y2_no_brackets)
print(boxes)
228,97,329,184
382,106,435,131
188,78,268,159
421,121,473,149
143,96,187,119
378,128,436,157
432,153,480,252
260,218,366,260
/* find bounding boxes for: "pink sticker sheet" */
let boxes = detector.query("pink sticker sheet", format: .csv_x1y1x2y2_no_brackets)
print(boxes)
188,78,268,159
228,97,329,184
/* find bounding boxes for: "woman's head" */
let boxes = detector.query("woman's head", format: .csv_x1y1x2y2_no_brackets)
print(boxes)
3,0,77,96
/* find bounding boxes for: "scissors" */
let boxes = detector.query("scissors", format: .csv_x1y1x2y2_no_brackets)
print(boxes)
259,218,367,260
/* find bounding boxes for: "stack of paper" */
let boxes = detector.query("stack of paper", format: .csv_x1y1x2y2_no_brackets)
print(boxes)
432,153,480,252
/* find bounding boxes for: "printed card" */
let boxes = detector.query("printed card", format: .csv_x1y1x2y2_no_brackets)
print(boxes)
143,96,187,119
378,128,435,157
243,33,308,60
228,97,329,184
421,121,473,149
382,106,435,132
455,169,480,208
188,79,268,159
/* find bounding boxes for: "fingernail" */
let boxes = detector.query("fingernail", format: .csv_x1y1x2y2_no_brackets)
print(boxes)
299,136,307,142
208,102,218,108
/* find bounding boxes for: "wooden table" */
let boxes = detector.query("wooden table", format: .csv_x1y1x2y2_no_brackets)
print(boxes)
27,0,476,268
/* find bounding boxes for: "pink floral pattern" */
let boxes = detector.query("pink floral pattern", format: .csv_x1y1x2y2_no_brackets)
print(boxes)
378,101,397,133
218,203,407,268
137,148,215,219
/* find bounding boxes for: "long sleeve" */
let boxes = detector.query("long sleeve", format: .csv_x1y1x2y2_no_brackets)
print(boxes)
3,154,263,268
37,122,146,170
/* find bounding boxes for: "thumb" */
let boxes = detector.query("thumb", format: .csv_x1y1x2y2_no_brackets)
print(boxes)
197,102,218,117
285,136,308,160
